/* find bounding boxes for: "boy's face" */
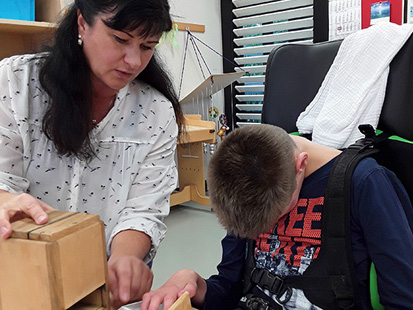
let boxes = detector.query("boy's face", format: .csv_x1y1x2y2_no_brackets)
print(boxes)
278,183,301,219
278,151,307,219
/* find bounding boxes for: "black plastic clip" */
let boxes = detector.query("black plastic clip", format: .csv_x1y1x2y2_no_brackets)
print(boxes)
243,295,270,310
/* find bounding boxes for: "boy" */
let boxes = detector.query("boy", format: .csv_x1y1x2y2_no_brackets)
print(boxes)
142,124,413,310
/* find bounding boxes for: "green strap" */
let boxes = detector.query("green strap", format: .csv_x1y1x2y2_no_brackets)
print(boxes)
370,264,384,310
291,130,413,144
375,129,413,144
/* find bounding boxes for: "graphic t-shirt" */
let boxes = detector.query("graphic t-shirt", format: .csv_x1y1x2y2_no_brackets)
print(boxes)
254,160,332,309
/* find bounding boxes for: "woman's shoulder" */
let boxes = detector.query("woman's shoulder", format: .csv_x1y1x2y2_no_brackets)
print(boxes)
116,79,175,125
127,79,175,117
0,53,45,69
129,79,171,103
0,53,46,85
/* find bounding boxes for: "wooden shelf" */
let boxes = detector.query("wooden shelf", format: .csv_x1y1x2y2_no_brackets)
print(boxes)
0,18,56,34
0,19,56,60
174,22,205,33
0,0,63,60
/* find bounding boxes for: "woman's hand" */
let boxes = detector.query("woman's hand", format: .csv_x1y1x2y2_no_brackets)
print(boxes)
141,269,206,310
0,191,53,239
108,229,153,309
108,254,153,309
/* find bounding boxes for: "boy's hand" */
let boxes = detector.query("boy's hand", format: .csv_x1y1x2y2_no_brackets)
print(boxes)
141,269,202,310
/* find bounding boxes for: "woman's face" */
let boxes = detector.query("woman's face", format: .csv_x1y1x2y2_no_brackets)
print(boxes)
77,12,160,96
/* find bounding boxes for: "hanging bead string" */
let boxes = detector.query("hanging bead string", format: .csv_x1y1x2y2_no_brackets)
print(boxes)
187,30,245,72
177,28,242,154
178,29,191,100
178,28,245,101
189,31,212,81
178,29,211,100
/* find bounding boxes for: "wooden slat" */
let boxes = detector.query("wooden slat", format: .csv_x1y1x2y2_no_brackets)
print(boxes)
0,20,55,60
58,222,106,309
11,210,75,239
0,19,55,33
28,212,100,242
174,22,205,33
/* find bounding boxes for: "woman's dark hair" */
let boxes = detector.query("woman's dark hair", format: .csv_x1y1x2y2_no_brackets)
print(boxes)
39,0,184,160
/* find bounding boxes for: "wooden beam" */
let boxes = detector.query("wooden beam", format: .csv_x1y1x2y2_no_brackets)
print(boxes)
174,22,205,33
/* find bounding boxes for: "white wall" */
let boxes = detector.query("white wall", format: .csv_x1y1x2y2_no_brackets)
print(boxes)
156,0,224,175
157,0,223,101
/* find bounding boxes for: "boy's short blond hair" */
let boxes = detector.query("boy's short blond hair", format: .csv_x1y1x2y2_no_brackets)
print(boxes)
207,124,297,238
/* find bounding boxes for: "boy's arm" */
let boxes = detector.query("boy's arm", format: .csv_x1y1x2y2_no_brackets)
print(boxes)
202,234,246,309
352,165,413,308
142,234,247,310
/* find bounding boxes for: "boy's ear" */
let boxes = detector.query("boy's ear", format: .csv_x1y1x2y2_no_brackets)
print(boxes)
295,152,308,174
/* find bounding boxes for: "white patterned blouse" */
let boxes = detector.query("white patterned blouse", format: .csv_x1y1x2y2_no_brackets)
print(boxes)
0,54,178,262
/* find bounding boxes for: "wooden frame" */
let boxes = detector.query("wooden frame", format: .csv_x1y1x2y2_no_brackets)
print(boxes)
171,115,216,207
174,22,205,33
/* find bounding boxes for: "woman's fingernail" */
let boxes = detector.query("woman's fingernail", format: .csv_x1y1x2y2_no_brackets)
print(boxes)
37,214,47,222
0,226,8,238
122,292,129,302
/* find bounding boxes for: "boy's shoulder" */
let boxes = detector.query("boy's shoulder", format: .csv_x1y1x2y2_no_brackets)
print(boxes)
352,157,396,186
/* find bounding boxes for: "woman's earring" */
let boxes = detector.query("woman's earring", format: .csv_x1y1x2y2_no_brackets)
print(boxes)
78,34,83,46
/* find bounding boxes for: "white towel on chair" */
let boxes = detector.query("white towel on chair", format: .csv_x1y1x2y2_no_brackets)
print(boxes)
296,22,413,149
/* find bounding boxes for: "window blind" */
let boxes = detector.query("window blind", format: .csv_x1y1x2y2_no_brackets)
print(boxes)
232,0,314,127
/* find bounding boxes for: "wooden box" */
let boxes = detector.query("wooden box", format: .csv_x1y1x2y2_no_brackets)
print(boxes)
0,210,109,310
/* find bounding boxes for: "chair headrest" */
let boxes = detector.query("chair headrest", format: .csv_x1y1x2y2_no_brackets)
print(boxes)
379,35,413,141
262,41,342,133
262,37,413,141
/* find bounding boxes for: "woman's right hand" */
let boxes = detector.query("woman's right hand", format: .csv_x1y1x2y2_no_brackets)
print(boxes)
0,191,54,239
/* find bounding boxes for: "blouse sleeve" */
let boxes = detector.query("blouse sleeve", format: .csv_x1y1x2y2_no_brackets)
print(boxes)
0,57,30,194
107,108,178,262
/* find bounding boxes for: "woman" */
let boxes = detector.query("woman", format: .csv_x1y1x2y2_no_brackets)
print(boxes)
0,0,184,308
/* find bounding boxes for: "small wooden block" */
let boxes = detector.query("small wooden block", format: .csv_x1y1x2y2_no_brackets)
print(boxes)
169,292,192,310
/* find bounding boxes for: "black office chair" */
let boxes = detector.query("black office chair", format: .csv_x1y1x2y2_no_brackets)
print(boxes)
260,34,413,310
261,36,413,203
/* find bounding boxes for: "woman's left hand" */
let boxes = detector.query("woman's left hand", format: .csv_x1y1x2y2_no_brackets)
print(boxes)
108,254,153,309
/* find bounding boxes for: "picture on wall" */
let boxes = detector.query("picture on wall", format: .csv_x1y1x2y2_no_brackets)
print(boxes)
361,0,403,28
370,1,391,25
